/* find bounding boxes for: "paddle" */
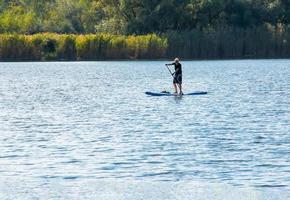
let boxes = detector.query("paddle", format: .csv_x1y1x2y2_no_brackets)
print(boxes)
165,64,174,77
165,64,182,93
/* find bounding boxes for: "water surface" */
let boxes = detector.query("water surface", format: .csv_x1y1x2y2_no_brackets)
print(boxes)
0,60,290,199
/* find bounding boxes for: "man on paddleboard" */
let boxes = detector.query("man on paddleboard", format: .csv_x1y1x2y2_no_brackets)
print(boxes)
166,58,183,95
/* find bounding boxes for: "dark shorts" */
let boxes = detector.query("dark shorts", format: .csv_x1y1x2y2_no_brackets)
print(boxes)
173,74,182,84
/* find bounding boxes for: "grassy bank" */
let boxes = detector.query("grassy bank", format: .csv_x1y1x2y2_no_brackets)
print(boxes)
167,27,290,59
0,27,290,61
0,33,167,61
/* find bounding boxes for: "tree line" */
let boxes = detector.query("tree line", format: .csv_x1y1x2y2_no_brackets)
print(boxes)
0,0,290,60
1,0,290,34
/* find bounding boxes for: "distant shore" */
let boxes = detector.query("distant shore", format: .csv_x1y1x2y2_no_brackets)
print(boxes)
1,28,290,62
1,58,290,63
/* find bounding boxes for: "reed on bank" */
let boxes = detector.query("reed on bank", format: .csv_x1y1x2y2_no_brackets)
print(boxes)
166,26,290,59
0,33,167,61
0,26,290,61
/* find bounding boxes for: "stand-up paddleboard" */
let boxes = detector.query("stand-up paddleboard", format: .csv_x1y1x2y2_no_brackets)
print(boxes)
145,91,207,96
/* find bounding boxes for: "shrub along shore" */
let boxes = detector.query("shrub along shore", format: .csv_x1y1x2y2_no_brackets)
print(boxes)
0,33,167,61
0,27,290,61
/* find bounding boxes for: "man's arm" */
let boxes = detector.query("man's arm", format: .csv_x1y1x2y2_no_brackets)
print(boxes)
175,67,180,74
165,63,175,76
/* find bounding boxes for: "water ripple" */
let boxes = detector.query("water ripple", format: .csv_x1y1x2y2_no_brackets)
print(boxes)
0,60,289,190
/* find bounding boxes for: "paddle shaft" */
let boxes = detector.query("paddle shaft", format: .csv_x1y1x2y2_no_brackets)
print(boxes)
165,65,182,92
165,65,182,85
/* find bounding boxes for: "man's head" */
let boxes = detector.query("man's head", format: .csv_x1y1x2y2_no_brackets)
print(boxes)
174,58,179,63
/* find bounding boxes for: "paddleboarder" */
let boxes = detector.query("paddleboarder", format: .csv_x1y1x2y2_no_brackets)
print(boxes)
166,58,183,95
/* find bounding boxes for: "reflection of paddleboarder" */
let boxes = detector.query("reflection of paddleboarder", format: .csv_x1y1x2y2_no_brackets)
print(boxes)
165,58,183,95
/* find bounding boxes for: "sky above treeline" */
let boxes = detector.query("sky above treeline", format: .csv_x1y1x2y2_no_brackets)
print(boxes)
0,0,289,34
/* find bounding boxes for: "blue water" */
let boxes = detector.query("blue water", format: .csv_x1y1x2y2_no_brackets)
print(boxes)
0,60,290,199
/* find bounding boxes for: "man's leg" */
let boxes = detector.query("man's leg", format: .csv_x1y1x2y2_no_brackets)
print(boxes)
178,84,183,94
173,83,178,93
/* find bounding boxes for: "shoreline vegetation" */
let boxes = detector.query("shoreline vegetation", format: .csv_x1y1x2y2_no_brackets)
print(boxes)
1,27,290,61
1,1,290,61
0,33,167,61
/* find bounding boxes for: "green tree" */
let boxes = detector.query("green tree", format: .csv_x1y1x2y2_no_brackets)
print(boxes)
0,5,38,33
42,0,98,33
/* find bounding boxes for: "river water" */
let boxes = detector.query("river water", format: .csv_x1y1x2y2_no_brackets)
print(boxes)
0,60,289,199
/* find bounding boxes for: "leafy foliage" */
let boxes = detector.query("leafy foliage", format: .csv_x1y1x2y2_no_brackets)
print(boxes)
0,0,290,34
0,0,290,60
